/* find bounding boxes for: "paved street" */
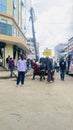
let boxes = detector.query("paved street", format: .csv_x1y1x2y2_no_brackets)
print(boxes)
0,72,73,130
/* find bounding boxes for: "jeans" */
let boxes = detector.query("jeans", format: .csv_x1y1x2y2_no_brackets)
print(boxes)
47,70,52,82
17,71,25,85
60,69,65,80
10,68,15,77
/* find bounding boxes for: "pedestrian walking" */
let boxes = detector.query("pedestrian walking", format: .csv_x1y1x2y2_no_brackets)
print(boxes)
46,57,54,83
16,55,27,86
9,57,15,77
39,62,46,81
6,55,10,70
32,60,40,80
59,58,66,81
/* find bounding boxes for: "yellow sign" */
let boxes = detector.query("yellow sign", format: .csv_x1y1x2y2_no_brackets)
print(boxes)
43,48,52,56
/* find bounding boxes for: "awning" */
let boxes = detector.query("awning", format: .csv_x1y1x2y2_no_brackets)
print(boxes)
0,34,30,52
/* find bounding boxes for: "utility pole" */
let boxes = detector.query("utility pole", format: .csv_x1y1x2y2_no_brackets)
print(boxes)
30,7,38,61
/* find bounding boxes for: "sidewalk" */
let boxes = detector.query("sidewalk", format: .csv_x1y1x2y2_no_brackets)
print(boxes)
0,69,33,79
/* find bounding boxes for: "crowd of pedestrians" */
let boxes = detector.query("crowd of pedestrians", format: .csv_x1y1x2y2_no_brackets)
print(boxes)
5,54,66,86
31,57,54,83
31,57,66,83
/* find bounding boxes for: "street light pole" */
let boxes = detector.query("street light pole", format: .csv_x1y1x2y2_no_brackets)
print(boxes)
30,7,38,61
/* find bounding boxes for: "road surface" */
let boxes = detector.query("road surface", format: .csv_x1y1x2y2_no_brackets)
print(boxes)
0,72,73,130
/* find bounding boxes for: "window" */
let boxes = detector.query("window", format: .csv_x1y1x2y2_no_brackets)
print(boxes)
0,0,6,13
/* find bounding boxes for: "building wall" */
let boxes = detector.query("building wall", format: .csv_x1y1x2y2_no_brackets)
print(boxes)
7,0,19,23
7,0,13,16
5,44,13,58
55,43,67,59
68,37,73,53
0,0,25,37
6,0,24,28
0,0,29,68
27,38,36,59
0,15,12,24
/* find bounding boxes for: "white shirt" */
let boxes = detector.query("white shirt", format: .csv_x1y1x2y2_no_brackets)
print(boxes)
17,59,27,72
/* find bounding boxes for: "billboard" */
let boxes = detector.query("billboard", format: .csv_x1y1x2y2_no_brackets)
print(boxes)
43,48,52,56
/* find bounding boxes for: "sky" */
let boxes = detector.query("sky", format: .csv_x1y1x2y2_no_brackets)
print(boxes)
26,0,73,57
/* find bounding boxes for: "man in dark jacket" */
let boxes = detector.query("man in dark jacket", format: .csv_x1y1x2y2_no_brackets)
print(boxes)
39,62,46,81
46,57,54,83
59,58,66,80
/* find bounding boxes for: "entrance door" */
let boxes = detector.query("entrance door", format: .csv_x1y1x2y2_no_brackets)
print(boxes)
0,42,6,67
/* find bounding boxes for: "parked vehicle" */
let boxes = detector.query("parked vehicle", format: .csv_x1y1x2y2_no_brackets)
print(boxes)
66,52,73,74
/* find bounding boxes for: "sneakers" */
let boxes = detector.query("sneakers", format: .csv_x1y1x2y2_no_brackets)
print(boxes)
16,84,24,87
43,77,45,80
21,84,24,87
16,84,18,87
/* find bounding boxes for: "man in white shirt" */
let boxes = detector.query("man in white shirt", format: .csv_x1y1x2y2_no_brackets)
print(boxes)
16,55,27,86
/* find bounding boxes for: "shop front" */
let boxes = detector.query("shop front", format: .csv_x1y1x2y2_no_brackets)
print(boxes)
0,34,30,68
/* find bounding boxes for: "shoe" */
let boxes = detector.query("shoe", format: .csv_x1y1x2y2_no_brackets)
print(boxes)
43,77,45,80
40,77,42,81
52,78,54,82
16,84,18,87
32,78,35,80
48,81,51,83
21,84,24,86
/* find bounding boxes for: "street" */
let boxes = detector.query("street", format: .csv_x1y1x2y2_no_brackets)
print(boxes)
0,72,73,130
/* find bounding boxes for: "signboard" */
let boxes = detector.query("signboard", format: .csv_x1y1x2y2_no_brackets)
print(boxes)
43,48,52,56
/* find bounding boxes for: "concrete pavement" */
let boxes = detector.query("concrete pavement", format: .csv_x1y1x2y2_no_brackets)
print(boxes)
0,69,33,79
0,73,73,130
